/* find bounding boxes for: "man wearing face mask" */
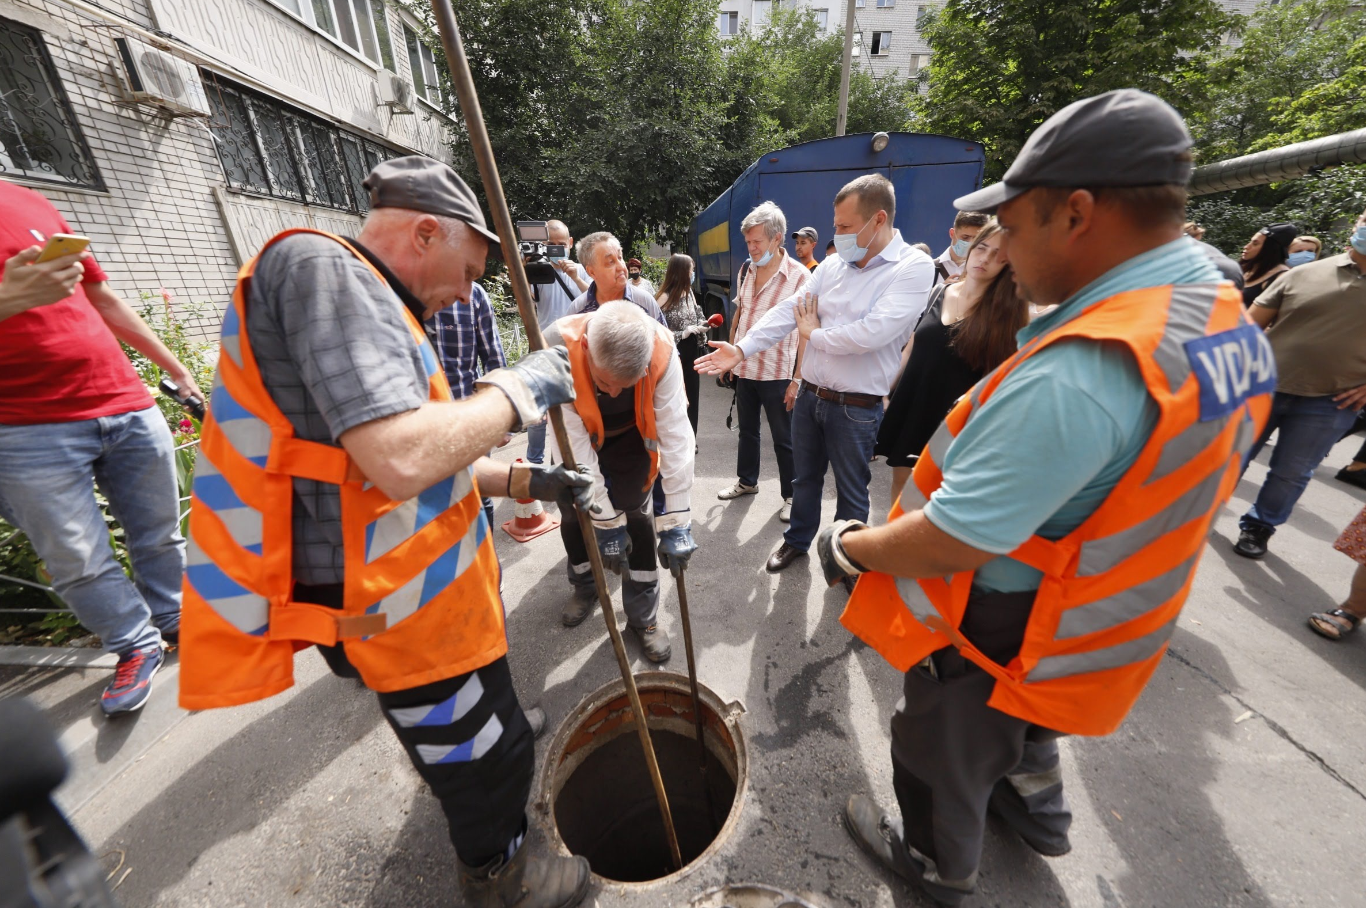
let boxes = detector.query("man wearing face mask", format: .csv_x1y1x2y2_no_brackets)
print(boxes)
933,210,989,284
698,175,934,579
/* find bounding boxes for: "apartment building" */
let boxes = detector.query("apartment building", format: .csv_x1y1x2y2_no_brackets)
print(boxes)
0,0,455,334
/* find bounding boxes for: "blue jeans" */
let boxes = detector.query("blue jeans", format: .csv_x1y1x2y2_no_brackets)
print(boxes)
525,421,546,464
1240,392,1358,534
736,378,794,499
785,389,884,551
0,406,183,654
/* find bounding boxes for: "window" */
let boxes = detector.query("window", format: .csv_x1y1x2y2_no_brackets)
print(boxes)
871,31,891,54
370,0,396,71
717,11,739,35
268,0,387,65
909,52,930,75
855,0,865,7
0,18,101,189
816,9,829,30
203,73,402,214
403,23,443,104
916,4,931,28
876,0,895,7
851,31,861,55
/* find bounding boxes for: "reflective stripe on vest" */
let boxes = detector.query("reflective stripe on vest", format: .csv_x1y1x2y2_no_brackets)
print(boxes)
179,228,505,711
842,281,1274,736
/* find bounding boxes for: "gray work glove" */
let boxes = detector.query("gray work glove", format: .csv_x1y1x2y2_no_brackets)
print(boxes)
656,525,697,578
475,346,575,430
508,461,600,514
816,519,869,589
594,524,631,575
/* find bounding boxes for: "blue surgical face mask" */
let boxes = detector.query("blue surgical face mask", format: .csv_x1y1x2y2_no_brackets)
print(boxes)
1353,225,1366,255
754,248,774,267
951,237,971,258
832,216,877,264
1286,250,1317,267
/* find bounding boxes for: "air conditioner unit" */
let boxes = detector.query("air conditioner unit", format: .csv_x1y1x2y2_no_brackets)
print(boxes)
377,71,416,114
115,37,212,117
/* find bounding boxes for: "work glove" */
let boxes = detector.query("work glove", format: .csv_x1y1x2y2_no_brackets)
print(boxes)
816,519,869,589
595,524,631,575
475,346,575,430
656,525,697,578
508,461,600,514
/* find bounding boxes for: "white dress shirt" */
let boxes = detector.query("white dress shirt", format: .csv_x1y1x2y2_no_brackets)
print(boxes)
735,230,933,396
934,246,965,283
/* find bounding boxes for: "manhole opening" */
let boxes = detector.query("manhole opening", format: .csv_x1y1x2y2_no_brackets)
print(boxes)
551,682,741,883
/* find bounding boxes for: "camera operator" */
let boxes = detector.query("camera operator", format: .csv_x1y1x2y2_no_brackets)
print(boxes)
524,219,588,464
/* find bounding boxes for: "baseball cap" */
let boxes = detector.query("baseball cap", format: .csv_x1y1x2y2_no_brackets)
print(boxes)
954,89,1194,213
363,156,503,260
792,226,819,242
1259,223,1299,253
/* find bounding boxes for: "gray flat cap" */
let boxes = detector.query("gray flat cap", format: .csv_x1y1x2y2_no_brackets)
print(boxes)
792,226,819,241
363,155,502,260
954,89,1194,213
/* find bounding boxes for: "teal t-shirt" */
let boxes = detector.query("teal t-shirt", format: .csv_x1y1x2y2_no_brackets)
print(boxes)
921,237,1222,593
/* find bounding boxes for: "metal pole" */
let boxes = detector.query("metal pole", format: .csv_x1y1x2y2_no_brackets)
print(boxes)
426,0,684,871
835,0,857,136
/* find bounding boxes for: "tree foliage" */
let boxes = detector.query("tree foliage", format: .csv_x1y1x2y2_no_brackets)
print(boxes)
913,0,1234,181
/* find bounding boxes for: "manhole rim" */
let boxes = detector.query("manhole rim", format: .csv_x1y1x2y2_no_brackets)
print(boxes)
536,670,748,889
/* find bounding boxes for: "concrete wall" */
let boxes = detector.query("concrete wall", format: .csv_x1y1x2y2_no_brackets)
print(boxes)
0,0,455,336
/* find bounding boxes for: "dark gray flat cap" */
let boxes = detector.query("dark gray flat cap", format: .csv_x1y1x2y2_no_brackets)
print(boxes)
792,226,819,241
954,89,1194,213
363,155,502,260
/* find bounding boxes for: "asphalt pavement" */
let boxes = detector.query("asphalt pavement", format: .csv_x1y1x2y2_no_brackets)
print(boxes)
7,376,1366,908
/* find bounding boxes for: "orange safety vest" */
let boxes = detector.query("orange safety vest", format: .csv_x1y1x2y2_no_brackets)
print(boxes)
842,282,1274,736
179,229,505,710
558,312,675,491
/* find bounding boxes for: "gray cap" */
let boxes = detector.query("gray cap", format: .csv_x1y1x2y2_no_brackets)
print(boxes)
954,89,1194,213
363,155,502,260
792,226,819,241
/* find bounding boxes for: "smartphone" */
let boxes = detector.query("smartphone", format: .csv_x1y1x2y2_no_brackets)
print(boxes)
34,233,90,263
159,377,206,422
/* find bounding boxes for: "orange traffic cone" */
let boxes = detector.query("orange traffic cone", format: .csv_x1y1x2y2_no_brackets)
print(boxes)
502,460,561,542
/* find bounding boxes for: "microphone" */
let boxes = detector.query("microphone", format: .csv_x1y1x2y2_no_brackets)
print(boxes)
706,313,724,328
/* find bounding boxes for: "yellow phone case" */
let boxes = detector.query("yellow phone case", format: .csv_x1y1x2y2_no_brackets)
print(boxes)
34,233,90,263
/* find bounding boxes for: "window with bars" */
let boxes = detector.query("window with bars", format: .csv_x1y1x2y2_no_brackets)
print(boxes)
403,23,443,104
0,17,102,189
203,73,402,214
871,31,891,54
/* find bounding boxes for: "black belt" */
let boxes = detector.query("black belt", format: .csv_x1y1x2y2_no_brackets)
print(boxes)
800,380,881,408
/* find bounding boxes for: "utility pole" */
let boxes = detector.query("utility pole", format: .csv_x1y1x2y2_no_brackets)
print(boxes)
835,0,857,136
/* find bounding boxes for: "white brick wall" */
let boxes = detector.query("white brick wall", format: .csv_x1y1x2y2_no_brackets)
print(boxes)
0,0,456,338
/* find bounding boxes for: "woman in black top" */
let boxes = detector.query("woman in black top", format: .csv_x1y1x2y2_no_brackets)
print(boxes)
875,220,1029,508
656,253,706,433
1239,223,1297,307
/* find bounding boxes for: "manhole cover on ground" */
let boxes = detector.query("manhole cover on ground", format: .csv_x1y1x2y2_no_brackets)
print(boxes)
540,671,746,885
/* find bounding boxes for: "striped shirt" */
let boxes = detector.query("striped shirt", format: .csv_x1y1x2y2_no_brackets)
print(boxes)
426,282,508,399
733,251,809,382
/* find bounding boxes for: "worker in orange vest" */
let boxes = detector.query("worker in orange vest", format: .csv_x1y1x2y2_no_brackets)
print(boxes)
179,157,597,908
816,91,1274,906
545,301,697,661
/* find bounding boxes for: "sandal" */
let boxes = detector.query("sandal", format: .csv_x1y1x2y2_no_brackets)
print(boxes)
1308,608,1362,641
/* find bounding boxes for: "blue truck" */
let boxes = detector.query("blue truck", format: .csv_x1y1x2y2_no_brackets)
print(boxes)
688,132,986,323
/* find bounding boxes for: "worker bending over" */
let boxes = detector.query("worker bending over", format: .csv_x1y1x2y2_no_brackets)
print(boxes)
820,91,1274,906
179,157,596,908
547,301,697,661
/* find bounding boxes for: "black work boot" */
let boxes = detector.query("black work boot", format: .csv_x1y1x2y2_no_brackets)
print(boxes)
562,588,597,627
1233,525,1272,559
843,794,968,907
633,624,672,663
458,846,591,908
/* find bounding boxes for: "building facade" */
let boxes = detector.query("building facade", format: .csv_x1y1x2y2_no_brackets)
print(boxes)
0,0,454,335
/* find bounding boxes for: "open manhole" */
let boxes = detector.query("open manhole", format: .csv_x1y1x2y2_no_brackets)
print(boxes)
540,671,746,884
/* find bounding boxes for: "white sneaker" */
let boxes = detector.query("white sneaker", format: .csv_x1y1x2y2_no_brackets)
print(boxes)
718,482,759,500
778,498,793,522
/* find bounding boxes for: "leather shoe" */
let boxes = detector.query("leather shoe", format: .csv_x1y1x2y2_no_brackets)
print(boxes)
562,588,596,627
1233,526,1271,559
1337,465,1366,490
633,625,672,663
766,542,806,573
843,794,967,907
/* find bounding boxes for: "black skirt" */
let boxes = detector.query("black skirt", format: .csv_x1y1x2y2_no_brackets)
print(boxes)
875,286,985,468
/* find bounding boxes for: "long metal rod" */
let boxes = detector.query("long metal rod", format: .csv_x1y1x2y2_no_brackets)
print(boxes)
425,0,683,871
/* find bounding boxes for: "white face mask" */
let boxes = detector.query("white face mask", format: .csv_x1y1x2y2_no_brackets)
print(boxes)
832,216,877,264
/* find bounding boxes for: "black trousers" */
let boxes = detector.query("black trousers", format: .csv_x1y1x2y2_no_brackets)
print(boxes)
304,584,534,867
889,589,1072,893
735,377,794,498
677,337,701,435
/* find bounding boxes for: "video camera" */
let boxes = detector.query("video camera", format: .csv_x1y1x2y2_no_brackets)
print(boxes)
516,220,568,286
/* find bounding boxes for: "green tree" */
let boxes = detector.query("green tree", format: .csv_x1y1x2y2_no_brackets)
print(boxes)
915,0,1235,181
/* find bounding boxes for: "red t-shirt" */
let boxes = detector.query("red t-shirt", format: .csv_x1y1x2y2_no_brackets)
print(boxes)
0,181,151,424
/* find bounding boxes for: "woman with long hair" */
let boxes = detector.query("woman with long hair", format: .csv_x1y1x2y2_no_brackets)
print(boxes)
875,220,1029,506
1239,223,1297,307
656,253,707,433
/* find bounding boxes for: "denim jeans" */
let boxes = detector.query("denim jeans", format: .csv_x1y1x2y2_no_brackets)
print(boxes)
0,406,182,654
735,377,794,499
785,389,884,551
1240,392,1359,534
525,421,546,464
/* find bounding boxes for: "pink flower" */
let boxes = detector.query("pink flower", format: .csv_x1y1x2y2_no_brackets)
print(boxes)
179,418,193,433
